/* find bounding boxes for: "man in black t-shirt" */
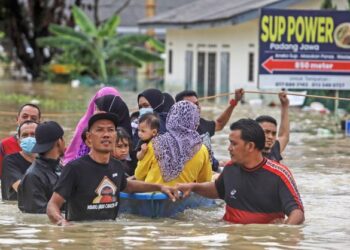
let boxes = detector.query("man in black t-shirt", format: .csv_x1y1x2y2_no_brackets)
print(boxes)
47,113,178,225
177,119,304,225
1,121,38,200
255,92,290,162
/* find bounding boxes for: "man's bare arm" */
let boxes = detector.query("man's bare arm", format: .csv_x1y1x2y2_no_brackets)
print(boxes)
285,209,304,225
278,92,290,153
215,89,244,131
47,192,69,225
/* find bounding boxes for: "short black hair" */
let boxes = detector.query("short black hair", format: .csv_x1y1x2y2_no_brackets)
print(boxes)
18,120,39,137
81,127,88,143
139,113,160,131
18,103,41,119
116,127,132,147
130,111,140,121
255,115,277,126
175,90,198,102
230,119,265,151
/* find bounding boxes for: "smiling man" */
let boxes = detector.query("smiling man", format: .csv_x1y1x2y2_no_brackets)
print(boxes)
47,113,178,225
177,119,304,225
256,92,290,162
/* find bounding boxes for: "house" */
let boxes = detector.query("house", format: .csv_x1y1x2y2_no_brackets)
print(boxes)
138,0,349,97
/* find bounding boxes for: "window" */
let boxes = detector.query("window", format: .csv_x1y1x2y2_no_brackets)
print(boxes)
168,49,173,74
220,52,230,101
248,52,254,82
185,51,193,90
197,52,205,97
207,52,216,96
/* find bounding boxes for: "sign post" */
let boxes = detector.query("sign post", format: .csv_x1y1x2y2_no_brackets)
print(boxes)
259,9,350,90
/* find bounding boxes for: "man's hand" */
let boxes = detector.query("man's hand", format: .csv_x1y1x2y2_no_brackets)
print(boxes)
279,91,289,108
57,218,71,226
175,183,194,198
234,88,244,102
160,185,179,202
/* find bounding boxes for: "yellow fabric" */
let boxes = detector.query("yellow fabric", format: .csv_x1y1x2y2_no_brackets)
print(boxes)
135,142,212,186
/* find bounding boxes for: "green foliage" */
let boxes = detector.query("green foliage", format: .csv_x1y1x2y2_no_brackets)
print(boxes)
37,5,164,83
321,0,337,9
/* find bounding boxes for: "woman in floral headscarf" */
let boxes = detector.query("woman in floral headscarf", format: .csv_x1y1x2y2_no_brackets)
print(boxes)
134,101,212,186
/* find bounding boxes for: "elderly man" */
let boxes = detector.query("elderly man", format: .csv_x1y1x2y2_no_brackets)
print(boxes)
0,103,41,177
47,113,177,225
177,119,304,225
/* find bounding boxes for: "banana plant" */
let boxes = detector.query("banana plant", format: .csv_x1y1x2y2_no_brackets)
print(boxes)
37,5,162,83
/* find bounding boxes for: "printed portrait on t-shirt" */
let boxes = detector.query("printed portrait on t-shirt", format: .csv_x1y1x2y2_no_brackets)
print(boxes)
92,176,117,204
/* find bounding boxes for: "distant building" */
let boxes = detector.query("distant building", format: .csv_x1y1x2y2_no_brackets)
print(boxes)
139,0,349,95
67,0,190,38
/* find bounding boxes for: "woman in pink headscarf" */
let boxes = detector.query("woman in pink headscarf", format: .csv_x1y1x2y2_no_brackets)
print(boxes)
62,87,121,165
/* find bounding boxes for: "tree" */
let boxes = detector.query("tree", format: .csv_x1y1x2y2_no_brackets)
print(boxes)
37,5,162,83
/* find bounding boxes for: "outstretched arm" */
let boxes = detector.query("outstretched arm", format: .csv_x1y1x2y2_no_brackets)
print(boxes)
47,192,69,226
177,182,219,199
124,180,179,202
215,89,244,131
278,91,290,153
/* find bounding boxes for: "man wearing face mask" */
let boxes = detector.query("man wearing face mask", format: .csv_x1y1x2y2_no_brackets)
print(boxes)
18,121,65,214
1,121,38,201
0,103,41,178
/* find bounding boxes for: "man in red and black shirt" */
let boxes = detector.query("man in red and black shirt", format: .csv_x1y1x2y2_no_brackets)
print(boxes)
0,103,41,177
177,119,304,225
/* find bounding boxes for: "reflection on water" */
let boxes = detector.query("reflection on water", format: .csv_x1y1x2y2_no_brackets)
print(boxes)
0,81,349,249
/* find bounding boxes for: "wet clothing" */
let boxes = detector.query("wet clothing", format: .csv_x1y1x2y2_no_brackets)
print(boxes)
215,158,304,224
18,156,60,213
54,155,127,221
0,136,21,177
1,153,32,200
197,118,216,137
264,141,283,162
135,143,212,186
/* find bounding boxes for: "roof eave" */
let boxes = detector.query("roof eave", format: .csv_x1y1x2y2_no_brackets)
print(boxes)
138,0,303,29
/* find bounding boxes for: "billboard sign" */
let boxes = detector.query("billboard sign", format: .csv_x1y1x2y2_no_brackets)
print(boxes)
259,9,350,90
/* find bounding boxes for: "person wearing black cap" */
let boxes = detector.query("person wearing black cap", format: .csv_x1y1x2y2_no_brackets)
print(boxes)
47,113,178,224
17,121,65,213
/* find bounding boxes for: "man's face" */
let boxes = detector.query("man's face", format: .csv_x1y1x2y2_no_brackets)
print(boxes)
17,106,40,125
227,130,249,164
19,123,37,140
259,122,277,153
88,120,116,154
183,96,201,113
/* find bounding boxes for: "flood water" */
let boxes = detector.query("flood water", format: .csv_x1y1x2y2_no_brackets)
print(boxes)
0,81,349,249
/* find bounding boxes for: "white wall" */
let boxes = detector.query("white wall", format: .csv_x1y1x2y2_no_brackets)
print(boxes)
163,0,349,94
